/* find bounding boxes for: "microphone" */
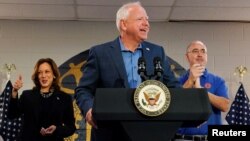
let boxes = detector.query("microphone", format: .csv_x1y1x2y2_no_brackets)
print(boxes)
153,57,163,80
138,57,147,81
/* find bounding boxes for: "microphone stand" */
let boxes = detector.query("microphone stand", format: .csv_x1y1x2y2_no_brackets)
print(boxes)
137,57,164,82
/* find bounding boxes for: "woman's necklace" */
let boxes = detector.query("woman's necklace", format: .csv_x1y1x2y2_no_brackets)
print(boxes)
40,89,54,98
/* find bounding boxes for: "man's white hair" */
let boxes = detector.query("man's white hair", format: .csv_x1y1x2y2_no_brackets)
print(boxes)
116,1,141,32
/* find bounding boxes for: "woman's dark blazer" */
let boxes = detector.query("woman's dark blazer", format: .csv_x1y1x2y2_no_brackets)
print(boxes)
8,89,76,141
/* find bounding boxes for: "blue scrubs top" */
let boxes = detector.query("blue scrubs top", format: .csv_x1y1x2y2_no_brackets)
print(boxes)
178,69,229,135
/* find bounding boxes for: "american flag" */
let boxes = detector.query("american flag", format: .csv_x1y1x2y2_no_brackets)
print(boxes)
226,83,250,125
0,80,22,141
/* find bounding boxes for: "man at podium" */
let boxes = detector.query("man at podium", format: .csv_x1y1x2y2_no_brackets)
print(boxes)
74,1,181,141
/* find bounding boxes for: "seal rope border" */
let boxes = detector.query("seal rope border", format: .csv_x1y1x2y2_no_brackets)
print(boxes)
134,80,171,117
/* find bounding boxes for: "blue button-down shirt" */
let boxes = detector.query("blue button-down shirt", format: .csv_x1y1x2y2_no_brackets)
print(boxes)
119,38,142,88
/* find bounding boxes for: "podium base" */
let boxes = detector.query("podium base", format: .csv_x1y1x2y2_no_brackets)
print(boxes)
122,121,182,141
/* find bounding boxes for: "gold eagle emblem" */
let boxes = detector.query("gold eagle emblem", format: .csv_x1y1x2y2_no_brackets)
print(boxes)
143,91,161,106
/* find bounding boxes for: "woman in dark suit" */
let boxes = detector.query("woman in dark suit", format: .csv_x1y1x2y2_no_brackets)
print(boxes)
8,58,76,141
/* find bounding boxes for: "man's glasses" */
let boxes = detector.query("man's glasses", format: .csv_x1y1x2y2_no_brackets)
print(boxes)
187,49,207,55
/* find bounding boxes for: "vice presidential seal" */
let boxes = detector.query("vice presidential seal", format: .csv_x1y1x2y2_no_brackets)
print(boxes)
134,80,171,117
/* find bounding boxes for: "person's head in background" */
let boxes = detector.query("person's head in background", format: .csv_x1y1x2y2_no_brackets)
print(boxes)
32,58,60,92
116,1,150,44
186,40,208,67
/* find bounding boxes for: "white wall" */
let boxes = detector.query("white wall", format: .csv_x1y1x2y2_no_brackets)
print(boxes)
1,20,249,123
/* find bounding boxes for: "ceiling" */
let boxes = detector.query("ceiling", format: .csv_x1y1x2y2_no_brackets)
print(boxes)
1,0,250,22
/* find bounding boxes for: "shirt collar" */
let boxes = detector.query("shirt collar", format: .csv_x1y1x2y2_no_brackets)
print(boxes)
119,37,142,51
203,68,208,77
